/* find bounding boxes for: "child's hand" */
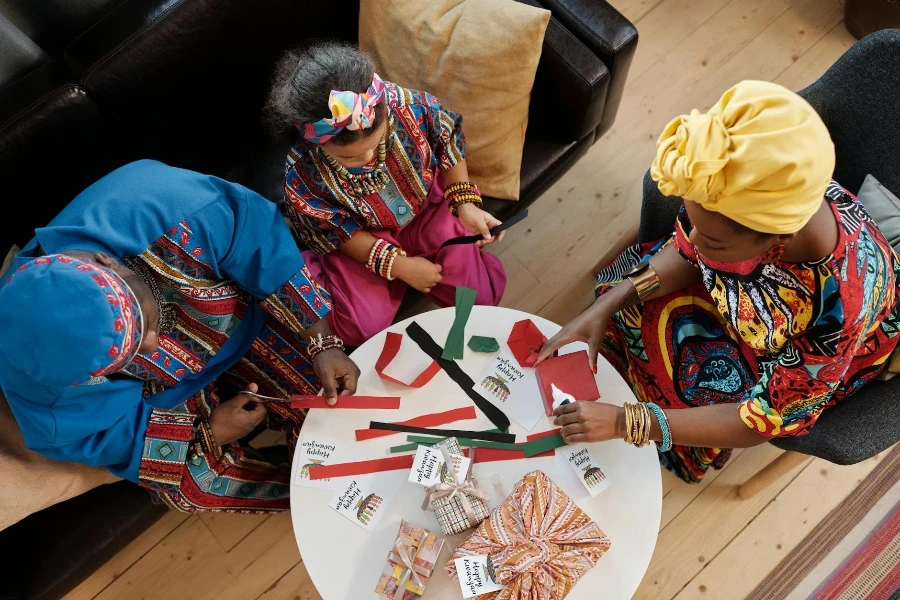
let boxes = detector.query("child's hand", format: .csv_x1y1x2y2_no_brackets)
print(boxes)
393,256,443,294
457,203,505,247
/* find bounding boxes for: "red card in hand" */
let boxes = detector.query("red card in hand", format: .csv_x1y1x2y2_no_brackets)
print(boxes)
535,350,600,416
289,396,401,410
507,319,548,368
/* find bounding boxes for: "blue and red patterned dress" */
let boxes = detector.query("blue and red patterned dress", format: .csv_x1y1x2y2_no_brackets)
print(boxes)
597,182,900,482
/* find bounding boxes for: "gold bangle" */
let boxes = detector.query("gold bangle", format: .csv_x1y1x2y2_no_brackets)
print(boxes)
626,264,661,301
624,403,633,445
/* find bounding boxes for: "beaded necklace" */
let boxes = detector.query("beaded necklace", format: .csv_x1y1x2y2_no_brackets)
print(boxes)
318,121,393,197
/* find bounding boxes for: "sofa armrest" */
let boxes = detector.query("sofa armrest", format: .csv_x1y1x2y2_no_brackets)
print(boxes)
537,0,638,135
518,0,610,143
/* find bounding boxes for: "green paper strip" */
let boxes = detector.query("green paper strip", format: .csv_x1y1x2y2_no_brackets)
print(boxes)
521,433,567,457
441,286,477,361
389,442,421,454
468,336,500,353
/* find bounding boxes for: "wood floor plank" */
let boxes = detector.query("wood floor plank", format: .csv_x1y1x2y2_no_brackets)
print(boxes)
673,449,893,600
659,448,747,531
64,511,190,600
91,516,235,600
219,513,302,600
773,21,856,91
632,445,809,600
256,562,320,600
198,512,270,552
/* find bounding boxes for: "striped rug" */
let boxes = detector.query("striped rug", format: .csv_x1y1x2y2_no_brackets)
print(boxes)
747,445,900,600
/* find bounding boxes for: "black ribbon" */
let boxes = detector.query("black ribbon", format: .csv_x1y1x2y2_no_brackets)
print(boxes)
366,423,516,443
406,322,512,432
439,210,529,249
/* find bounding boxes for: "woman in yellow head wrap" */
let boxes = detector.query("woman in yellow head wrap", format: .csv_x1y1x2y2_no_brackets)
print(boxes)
539,81,900,483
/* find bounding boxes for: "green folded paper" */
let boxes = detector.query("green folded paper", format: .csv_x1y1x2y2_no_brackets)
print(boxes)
467,336,500,353
441,286,477,361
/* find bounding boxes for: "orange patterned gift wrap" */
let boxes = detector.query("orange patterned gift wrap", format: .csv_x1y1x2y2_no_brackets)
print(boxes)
445,470,611,600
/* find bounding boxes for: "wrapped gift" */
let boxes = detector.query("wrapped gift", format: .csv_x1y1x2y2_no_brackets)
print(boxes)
535,350,600,416
446,470,611,600
422,437,491,535
375,520,446,600
506,319,547,368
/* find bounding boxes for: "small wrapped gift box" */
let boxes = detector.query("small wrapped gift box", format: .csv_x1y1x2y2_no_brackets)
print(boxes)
507,319,547,368
535,350,601,416
446,470,611,600
375,520,446,600
423,437,491,536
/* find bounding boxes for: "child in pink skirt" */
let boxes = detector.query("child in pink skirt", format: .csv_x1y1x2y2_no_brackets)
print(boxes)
265,43,507,346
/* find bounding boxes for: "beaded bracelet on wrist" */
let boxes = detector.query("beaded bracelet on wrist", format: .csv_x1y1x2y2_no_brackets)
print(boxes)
365,239,406,280
443,181,483,216
307,333,345,359
645,402,672,452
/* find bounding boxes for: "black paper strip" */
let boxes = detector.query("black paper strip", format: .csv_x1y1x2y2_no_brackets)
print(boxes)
406,322,512,432
366,423,516,443
439,210,529,249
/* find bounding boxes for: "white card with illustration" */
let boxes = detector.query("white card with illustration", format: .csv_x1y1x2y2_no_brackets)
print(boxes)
474,352,544,431
559,445,612,497
408,444,471,488
294,434,349,490
327,470,406,533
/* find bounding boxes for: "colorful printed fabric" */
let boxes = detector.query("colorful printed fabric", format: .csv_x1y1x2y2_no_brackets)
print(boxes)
0,254,143,387
446,470,610,600
301,73,386,144
597,182,900,483
284,82,466,255
0,161,330,489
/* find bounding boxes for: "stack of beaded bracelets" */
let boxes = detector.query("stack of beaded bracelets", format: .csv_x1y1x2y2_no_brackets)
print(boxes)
307,333,345,359
366,239,407,280
623,401,672,451
444,181,483,216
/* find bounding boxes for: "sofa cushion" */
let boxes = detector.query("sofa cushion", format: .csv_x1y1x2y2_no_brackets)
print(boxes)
359,0,550,201
857,174,900,254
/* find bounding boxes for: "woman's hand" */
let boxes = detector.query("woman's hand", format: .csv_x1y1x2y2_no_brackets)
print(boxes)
208,383,268,446
313,348,360,406
554,401,625,444
393,256,443,293
456,203,505,247
536,300,611,372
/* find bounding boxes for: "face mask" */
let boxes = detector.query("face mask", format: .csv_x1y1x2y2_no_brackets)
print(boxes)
698,244,785,276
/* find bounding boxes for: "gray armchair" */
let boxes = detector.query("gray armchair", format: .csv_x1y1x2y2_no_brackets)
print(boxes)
637,30,900,495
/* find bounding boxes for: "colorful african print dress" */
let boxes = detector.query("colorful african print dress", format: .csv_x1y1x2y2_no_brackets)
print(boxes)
282,82,505,346
597,182,900,483
2,161,331,513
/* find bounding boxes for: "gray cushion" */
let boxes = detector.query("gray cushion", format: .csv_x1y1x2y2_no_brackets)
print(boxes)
857,173,900,253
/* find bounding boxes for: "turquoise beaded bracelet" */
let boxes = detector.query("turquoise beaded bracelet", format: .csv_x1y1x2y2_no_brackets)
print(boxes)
646,402,672,452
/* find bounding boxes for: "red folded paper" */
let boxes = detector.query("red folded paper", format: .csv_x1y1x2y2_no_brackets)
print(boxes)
469,430,559,463
307,455,416,480
507,319,548,368
535,350,601,416
290,396,401,410
355,406,477,441
376,332,442,387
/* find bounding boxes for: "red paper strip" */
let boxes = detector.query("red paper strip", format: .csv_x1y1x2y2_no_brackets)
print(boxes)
375,332,442,387
355,406,477,441
307,455,416,480
469,429,560,464
289,395,401,410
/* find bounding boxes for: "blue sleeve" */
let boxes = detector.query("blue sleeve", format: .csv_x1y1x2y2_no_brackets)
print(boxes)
175,182,332,331
3,374,193,483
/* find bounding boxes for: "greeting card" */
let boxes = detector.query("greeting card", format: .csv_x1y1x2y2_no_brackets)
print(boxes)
328,471,406,533
475,352,544,431
559,445,612,497
294,434,348,490
408,445,471,488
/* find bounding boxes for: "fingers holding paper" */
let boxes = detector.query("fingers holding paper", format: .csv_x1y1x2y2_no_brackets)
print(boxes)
314,348,361,405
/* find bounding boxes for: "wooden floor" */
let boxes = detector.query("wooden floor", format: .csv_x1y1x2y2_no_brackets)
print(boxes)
65,2,868,599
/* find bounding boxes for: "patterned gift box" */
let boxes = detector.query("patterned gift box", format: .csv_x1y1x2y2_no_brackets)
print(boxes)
446,470,611,600
425,437,491,536
375,520,446,600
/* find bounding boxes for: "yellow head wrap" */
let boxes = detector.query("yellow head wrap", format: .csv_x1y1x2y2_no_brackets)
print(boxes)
650,80,835,234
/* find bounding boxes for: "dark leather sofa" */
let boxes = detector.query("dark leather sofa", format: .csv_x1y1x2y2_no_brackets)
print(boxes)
0,1,636,597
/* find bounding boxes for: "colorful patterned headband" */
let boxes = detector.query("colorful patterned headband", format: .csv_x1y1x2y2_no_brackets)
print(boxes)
299,73,385,144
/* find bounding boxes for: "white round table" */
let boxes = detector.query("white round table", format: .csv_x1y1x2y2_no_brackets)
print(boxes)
291,306,661,599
